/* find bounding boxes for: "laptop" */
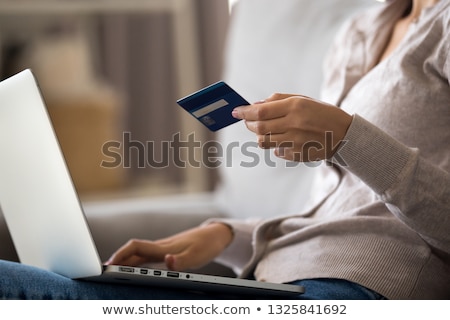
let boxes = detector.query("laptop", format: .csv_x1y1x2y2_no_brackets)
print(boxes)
0,69,304,297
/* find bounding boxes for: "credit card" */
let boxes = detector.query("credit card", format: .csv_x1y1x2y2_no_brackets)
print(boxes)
177,81,250,131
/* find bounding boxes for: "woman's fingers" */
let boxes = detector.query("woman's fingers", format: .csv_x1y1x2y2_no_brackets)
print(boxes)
106,239,165,266
232,93,352,162
106,223,234,272
233,99,289,121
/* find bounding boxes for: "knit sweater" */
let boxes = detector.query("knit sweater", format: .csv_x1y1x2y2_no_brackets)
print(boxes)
211,0,450,299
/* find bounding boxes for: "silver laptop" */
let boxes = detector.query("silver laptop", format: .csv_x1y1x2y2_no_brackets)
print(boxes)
0,69,304,297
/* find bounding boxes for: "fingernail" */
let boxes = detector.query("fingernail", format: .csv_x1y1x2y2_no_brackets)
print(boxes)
275,148,286,157
232,108,242,119
165,254,176,270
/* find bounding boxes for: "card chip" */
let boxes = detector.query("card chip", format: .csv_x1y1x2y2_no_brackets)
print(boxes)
200,115,216,126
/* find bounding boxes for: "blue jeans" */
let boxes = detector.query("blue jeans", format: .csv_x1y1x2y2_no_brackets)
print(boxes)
0,260,385,300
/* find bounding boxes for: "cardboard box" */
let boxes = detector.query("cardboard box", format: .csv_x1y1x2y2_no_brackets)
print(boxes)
46,89,126,195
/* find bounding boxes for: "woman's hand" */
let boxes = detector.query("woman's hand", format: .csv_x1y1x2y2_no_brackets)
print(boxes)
105,223,233,271
232,93,353,162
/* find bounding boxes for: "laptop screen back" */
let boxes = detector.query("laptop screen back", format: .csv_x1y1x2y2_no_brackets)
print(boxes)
0,69,102,278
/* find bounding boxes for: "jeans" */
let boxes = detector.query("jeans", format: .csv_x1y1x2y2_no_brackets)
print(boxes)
0,260,385,300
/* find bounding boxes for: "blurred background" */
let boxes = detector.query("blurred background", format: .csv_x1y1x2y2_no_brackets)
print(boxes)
0,0,231,201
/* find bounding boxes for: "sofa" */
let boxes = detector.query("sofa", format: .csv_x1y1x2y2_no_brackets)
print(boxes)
0,0,377,275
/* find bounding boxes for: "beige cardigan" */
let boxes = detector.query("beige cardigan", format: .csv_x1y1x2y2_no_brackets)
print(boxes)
210,0,450,299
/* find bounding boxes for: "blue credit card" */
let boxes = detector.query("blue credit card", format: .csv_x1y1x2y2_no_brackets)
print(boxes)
177,81,250,132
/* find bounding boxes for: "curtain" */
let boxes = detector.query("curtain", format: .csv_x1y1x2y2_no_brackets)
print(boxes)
97,0,229,191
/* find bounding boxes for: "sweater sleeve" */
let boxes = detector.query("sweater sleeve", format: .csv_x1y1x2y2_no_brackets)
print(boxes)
332,114,450,255
201,217,262,276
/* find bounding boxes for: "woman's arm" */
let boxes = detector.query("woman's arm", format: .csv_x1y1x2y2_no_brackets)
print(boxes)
331,114,450,255
233,95,450,255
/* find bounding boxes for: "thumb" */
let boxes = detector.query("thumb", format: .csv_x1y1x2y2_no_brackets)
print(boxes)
165,254,177,271
165,253,192,271
165,250,208,272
